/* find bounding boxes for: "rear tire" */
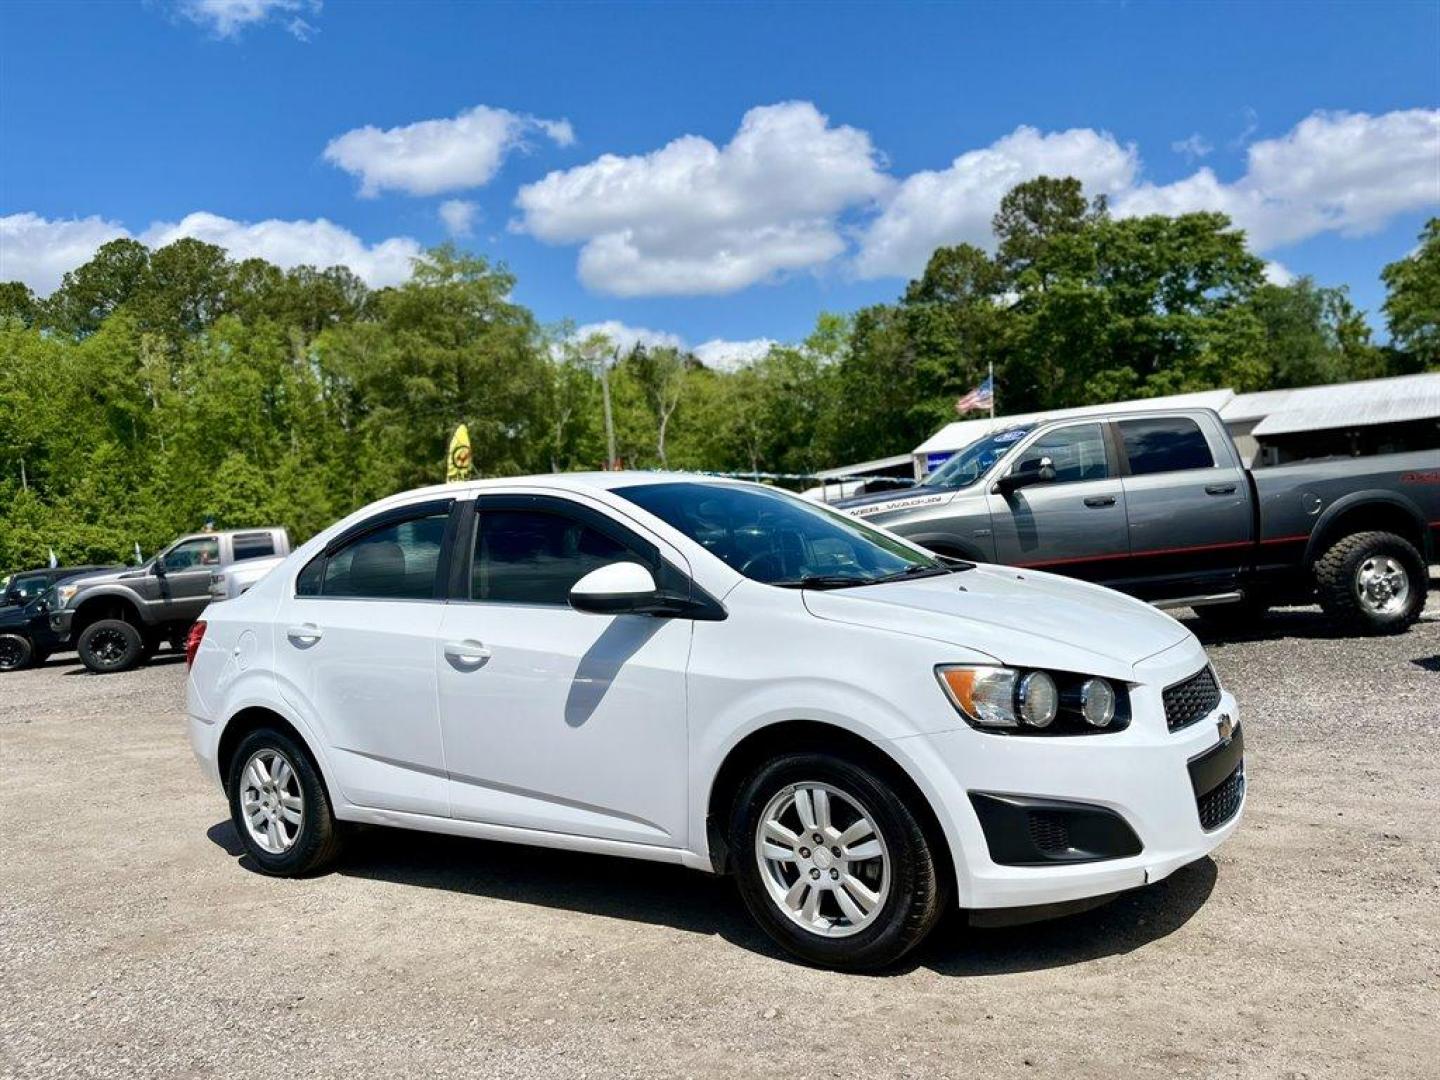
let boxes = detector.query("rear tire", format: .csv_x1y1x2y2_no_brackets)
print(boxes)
0,633,34,672
226,728,343,876
729,750,947,971
77,619,145,673
1314,530,1426,635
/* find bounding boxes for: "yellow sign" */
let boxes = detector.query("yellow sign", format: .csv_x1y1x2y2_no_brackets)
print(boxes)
446,424,473,483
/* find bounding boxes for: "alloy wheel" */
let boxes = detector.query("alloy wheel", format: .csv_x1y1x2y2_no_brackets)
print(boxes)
239,748,305,854
88,627,130,665
1355,555,1410,616
753,782,890,938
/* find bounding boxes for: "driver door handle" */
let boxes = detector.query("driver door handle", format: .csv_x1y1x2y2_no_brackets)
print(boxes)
444,639,492,668
286,623,323,645
1205,483,1238,495
1083,495,1116,508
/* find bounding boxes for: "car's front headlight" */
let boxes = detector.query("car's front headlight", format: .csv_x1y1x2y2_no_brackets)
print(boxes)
936,664,1130,734
55,584,81,608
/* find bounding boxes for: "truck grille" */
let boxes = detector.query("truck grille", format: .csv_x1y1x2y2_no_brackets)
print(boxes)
1164,666,1221,732
1197,762,1245,830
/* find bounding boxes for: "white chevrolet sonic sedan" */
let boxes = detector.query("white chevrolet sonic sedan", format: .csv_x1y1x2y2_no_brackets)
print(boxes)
186,473,1244,970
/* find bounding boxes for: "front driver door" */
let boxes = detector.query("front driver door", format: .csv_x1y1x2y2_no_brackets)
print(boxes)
154,535,221,622
984,421,1130,581
435,494,692,848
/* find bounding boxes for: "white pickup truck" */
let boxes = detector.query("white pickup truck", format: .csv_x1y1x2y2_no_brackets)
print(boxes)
208,554,286,602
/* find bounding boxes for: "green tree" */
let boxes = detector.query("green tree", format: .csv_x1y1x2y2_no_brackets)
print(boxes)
1382,218,1440,369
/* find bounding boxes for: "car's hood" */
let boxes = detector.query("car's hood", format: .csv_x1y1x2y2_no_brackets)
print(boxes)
802,565,1193,681
58,567,143,593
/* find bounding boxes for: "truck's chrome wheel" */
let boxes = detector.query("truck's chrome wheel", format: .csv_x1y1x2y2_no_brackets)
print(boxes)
754,782,890,938
239,749,304,854
1356,555,1409,616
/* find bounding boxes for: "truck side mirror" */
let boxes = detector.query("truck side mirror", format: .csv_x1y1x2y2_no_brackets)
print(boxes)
998,456,1056,493
152,556,167,576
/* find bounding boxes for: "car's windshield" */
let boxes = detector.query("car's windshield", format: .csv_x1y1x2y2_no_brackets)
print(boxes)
920,426,1034,489
618,481,950,588
4,575,51,605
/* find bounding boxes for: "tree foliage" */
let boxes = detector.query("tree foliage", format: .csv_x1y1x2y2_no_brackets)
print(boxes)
1,183,1430,571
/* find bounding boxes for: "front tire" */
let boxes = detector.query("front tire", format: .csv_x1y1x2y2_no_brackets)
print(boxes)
76,619,145,673
729,751,947,971
1314,531,1426,635
226,728,343,876
0,633,34,672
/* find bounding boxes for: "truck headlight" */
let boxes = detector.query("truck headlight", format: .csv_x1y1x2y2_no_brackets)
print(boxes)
937,665,1130,735
55,584,80,608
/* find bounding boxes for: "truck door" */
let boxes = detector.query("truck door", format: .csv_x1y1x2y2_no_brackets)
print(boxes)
1111,415,1252,601
984,421,1130,581
153,535,221,622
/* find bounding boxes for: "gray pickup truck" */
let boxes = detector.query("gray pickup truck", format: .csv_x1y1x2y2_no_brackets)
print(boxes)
838,408,1439,635
51,528,291,673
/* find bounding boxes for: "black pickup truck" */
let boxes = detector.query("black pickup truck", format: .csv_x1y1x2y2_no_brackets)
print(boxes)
0,565,120,671
840,407,1439,635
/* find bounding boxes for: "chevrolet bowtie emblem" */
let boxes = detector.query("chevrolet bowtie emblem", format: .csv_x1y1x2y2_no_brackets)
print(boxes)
1217,713,1235,743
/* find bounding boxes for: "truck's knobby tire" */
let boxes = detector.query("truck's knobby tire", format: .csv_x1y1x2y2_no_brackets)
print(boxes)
77,618,146,673
0,633,34,672
1192,597,1270,633
226,727,344,876
1314,530,1427,635
729,750,947,972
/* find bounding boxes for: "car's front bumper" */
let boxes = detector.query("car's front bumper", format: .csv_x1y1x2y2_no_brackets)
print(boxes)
47,608,74,641
899,639,1245,910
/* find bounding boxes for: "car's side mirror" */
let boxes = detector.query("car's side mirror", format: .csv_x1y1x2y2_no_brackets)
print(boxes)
152,557,167,576
998,456,1055,493
569,562,661,615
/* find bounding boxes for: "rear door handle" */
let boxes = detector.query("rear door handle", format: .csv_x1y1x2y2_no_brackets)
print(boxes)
444,639,492,668
1205,484,1238,495
1083,496,1117,508
286,623,323,646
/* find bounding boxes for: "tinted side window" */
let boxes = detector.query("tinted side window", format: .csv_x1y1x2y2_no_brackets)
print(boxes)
164,537,220,570
1014,423,1109,484
320,513,449,600
474,509,643,605
1119,418,1214,475
233,533,276,561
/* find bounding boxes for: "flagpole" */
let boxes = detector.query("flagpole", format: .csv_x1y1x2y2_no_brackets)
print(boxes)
988,361,995,431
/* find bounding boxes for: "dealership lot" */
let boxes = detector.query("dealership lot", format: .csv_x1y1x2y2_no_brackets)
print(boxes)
2,596,1437,1080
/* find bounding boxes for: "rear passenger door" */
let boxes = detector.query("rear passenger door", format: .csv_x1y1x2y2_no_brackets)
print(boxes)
985,421,1130,581
1112,415,1252,601
273,498,459,817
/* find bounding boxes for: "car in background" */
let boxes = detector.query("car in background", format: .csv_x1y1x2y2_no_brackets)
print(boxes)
187,474,1243,971
50,528,290,673
0,565,122,672
839,408,1439,635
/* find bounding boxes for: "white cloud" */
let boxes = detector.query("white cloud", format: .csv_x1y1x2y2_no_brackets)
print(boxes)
572,320,684,353
1171,133,1213,161
854,126,1140,279
1116,109,1440,250
571,321,775,371
324,105,575,198
692,337,777,372
0,213,130,295
515,101,890,296
438,199,480,239
0,211,422,294
1263,260,1295,286
178,0,320,40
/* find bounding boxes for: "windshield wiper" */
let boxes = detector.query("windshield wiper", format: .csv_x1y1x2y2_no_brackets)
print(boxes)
872,562,966,584
770,574,877,590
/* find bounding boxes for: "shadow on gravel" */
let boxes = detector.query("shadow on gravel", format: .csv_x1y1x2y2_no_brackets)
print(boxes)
206,819,1217,976
1410,655,1440,672
62,651,185,674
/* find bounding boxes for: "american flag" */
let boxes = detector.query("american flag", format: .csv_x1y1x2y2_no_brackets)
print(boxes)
954,374,994,414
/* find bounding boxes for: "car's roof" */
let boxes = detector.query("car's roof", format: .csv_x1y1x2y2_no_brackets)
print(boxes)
394,471,743,502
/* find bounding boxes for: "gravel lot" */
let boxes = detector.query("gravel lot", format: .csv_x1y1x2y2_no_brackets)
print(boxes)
3,594,1438,1080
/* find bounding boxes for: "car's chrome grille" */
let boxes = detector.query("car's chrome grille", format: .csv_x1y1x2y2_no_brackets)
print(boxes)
1163,666,1221,733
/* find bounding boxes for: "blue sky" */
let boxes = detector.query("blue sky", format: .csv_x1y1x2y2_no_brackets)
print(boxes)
2,1,1437,362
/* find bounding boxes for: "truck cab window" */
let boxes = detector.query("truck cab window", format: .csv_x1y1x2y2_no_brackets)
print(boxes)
1119,418,1214,475
1013,423,1109,484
